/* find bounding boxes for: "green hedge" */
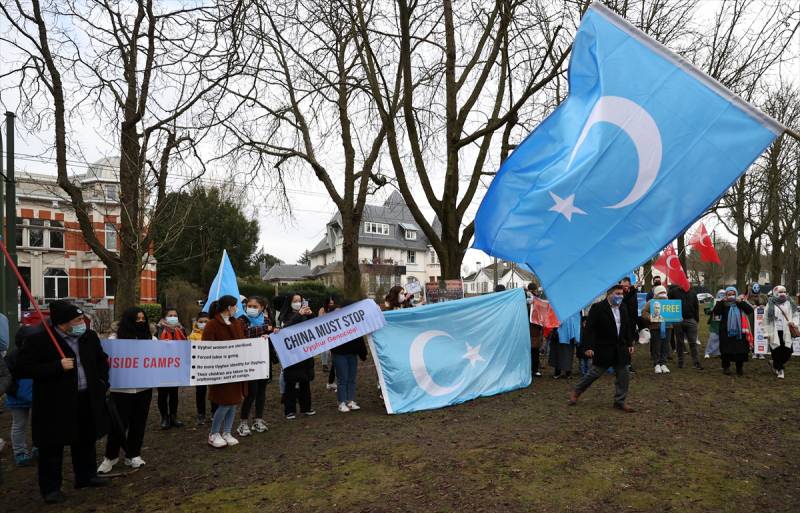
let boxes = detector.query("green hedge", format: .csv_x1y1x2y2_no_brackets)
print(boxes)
238,280,342,314
138,303,163,323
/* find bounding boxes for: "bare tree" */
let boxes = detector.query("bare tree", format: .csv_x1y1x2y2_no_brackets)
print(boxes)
223,0,393,298
0,0,247,313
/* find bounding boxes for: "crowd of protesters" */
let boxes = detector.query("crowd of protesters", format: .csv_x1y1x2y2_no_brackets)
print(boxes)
0,279,796,502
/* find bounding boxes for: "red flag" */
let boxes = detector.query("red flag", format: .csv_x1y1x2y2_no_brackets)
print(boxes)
653,244,691,291
688,224,721,264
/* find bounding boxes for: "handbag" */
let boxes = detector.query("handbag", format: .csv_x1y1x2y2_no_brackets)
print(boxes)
637,328,651,345
777,306,800,338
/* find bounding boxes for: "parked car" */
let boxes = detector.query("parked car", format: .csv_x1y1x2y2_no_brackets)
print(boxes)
696,293,714,304
21,308,92,329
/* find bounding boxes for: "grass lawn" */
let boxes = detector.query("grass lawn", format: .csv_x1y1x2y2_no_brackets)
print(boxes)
2,319,799,512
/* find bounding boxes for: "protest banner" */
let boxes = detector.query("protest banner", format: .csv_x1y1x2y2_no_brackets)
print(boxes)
102,339,190,389
405,280,423,296
270,299,385,368
650,299,681,323
753,306,768,355
425,280,465,303
189,338,270,386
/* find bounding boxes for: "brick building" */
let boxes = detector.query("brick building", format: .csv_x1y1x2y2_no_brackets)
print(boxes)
14,157,157,308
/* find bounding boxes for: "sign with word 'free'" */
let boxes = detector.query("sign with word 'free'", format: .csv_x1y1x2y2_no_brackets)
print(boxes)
270,299,385,368
650,299,682,323
189,338,270,386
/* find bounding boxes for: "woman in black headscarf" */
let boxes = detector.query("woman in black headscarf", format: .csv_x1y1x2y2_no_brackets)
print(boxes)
98,307,154,475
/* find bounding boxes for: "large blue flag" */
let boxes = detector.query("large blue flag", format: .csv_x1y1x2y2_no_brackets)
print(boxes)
203,250,241,313
473,2,783,319
369,289,531,414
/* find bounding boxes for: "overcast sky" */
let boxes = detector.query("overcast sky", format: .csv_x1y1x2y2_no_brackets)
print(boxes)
1,0,796,276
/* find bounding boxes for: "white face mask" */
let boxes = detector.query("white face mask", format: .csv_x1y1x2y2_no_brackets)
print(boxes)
196,322,207,330
246,307,260,317
165,316,179,326
291,302,302,311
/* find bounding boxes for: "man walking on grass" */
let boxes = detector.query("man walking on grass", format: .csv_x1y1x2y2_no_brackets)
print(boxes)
569,284,636,412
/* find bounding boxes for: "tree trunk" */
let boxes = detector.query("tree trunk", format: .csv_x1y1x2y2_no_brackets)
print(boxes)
340,213,362,299
114,251,140,314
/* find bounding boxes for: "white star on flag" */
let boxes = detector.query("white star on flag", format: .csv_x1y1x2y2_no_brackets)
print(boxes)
462,342,485,367
548,191,587,222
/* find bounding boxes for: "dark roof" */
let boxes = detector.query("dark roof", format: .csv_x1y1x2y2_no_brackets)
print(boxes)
262,264,311,282
309,262,342,277
309,191,433,256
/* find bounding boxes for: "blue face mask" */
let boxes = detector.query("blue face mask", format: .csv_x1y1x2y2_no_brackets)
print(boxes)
610,295,624,306
69,323,87,336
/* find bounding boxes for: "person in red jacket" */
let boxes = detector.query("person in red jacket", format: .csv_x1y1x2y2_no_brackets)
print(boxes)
156,307,186,429
202,295,249,448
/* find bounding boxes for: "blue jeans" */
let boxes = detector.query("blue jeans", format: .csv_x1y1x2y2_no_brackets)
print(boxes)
210,405,236,435
333,353,358,403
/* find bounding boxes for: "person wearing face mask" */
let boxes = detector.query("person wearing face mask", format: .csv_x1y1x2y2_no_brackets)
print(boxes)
763,285,797,379
645,276,663,301
97,308,154,475
202,295,249,448
711,287,754,376
384,285,409,311
642,285,673,374
156,307,186,429
704,290,725,359
14,300,110,504
188,312,211,425
569,285,636,412
236,296,276,436
280,294,316,419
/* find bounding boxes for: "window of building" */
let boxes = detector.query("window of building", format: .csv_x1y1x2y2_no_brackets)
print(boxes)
105,223,117,250
429,249,438,265
49,220,64,249
364,222,390,235
372,247,385,262
15,225,23,247
29,219,44,247
407,250,416,264
405,229,417,240
104,270,115,298
481,282,489,293
105,184,118,201
43,268,69,300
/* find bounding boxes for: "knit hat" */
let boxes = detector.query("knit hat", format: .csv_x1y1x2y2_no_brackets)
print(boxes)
49,300,84,325
652,285,667,298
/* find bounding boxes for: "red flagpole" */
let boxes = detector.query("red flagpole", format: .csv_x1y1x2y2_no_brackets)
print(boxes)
0,236,66,358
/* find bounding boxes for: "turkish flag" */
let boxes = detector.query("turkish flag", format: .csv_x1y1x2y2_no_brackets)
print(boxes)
688,224,721,264
653,244,691,291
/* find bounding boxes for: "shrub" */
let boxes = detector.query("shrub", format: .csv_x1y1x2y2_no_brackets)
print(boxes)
138,303,163,324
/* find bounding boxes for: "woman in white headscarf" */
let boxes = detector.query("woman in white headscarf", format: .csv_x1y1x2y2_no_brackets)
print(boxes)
763,285,797,379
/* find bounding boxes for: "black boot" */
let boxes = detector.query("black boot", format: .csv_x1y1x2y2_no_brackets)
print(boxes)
160,416,171,430
170,415,184,428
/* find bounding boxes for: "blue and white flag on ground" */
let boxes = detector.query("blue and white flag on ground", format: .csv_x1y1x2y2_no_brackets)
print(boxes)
473,2,783,320
203,250,241,313
369,289,531,414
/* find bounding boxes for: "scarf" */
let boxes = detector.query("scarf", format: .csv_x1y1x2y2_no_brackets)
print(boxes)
244,311,266,327
724,287,742,339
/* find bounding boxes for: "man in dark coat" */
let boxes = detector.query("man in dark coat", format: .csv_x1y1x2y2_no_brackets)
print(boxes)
15,300,110,503
668,284,703,370
569,284,636,412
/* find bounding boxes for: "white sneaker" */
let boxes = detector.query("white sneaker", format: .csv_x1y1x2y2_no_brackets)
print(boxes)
655,365,663,374
338,402,351,413
97,457,118,474
778,370,785,379
222,433,239,446
326,383,338,391
661,365,671,374
346,401,361,411
125,456,146,469
704,354,710,359
236,421,251,437
251,419,268,433
208,433,227,448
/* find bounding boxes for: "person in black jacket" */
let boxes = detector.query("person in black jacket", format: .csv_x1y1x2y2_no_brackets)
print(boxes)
569,285,636,412
280,293,316,419
620,276,642,373
668,284,703,370
330,301,369,412
14,300,110,504
97,307,154,475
